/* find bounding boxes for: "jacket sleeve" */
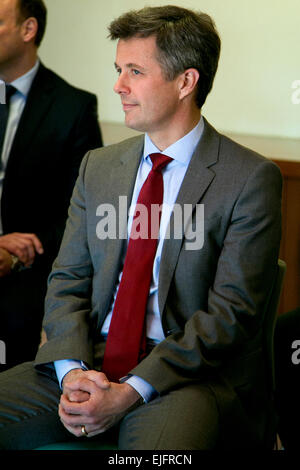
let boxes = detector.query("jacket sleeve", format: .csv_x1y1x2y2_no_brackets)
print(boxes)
35,152,95,368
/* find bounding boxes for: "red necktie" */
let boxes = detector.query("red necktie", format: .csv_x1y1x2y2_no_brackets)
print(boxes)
101,153,172,382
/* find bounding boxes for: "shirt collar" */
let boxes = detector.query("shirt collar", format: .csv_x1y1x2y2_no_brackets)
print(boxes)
10,59,40,98
143,116,204,166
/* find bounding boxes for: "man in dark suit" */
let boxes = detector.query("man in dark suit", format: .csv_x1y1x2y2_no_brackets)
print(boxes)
0,6,281,450
0,0,102,368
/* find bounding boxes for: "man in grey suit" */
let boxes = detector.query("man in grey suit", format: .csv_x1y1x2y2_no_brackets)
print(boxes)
0,6,282,450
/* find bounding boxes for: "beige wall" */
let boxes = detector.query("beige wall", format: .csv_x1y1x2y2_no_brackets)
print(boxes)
40,0,300,139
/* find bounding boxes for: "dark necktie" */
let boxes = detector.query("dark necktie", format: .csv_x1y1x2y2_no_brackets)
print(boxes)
0,84,16,171
101,153,172,382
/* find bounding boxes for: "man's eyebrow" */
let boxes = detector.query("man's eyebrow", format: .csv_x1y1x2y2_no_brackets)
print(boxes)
114,62,147,72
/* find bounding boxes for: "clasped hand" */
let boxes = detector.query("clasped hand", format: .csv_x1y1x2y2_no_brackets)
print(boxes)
59,369,141,438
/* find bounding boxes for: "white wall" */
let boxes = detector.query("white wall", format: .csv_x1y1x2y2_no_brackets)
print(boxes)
40,0,300,139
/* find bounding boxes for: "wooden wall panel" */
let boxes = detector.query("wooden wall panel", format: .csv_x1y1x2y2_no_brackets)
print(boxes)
273,160,300,314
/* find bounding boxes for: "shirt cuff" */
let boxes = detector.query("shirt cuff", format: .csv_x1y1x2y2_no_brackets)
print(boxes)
54,359,89,389
124,375,159,403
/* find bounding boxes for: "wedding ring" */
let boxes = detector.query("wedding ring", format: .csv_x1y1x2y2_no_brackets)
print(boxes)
81,425,88,437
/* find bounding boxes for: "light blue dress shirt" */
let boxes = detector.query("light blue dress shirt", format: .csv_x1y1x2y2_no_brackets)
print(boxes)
0,60,39,234
55,117,204,401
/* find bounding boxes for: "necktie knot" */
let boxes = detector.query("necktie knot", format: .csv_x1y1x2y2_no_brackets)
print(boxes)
149,153,172,172
5,84,17,103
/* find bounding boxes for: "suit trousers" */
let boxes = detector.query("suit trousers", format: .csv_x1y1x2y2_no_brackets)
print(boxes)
0,361,220,450
0,268,48,370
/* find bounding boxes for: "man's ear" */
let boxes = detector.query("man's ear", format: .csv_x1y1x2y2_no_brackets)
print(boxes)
21,17,38,44
178,68,200,101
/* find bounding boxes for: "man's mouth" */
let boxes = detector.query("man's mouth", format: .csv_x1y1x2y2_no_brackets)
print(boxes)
122,103,138,111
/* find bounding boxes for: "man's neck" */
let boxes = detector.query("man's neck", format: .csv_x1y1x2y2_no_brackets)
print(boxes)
148,109,201,152
0,51,38,83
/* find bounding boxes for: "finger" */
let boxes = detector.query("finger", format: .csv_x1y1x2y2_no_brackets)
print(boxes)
64,376,99,395
24,242,35,266
59,407,111,439
62,368,86,392
84,371,111,389
64,370,110,391
61,419,105,439
3,236,33,264
10,233,43,257
58,401,97,433
15,234,43,260
58,401,87,428
22,233,44,254
3,237,29,263
68,390,90,403
0,233,41,262
60,394,83,416
60,393,97,420
59,416,83,438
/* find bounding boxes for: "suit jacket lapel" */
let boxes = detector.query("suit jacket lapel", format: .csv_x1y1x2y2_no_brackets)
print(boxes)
158,118,220,315
112,135,144,210
6,63,56,171
103,135,144,238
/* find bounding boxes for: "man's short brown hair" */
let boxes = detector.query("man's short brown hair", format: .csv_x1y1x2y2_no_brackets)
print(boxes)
108,5,221,108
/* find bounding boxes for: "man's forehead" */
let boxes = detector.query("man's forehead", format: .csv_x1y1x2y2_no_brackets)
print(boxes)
0,0,19,18
116,36,157,52
115,36,158,66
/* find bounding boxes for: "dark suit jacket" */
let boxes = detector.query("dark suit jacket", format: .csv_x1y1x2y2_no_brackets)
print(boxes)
1,62,102,271
36,118,282,446
0,62,102,364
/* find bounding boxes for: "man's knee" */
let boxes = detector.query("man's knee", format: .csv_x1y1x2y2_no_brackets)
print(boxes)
0,362,63,449
118,384,219,450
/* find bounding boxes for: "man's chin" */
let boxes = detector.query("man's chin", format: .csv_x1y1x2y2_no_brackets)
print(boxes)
124,117,146,133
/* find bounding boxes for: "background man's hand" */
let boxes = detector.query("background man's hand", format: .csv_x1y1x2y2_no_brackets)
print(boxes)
0,248,13,277
59,369,141,437
0,232,44,266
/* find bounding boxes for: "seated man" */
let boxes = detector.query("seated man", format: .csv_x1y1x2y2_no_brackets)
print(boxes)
0,6,282,450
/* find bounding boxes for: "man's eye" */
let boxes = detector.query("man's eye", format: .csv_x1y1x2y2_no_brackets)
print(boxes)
132,69,141,75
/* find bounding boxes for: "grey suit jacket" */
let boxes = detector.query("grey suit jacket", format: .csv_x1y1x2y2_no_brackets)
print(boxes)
36,118,282,432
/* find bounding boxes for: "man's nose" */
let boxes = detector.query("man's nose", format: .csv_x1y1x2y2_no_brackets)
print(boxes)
113,73,129,94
